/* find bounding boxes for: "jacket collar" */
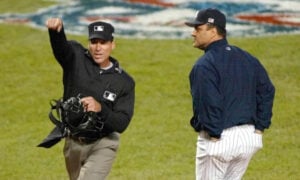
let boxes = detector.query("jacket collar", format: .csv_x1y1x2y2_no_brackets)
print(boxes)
101,57,122,74
205,38,228,53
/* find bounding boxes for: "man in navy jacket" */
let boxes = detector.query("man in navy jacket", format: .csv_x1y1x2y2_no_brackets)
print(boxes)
185,8,275,180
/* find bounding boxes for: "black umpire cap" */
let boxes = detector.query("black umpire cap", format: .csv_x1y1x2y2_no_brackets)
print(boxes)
88,21,114,41
185,8,226,32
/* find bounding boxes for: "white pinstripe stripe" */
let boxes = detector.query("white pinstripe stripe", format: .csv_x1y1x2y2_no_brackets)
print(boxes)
195,125,263,180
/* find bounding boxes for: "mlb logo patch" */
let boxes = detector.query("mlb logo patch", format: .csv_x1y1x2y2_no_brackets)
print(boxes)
103,90,117,102
208,18,215,23
94,25,104,32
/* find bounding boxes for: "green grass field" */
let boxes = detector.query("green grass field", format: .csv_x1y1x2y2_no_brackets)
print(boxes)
1,1,300,180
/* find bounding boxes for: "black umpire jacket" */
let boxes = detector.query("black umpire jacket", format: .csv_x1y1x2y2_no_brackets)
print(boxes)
48,27,135,135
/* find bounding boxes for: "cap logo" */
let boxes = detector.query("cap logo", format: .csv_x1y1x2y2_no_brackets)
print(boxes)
208,18,214,23
94,25,104,32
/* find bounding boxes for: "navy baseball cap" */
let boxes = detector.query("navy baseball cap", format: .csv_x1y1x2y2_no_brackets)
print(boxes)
88,21,114,41
185,8,226,31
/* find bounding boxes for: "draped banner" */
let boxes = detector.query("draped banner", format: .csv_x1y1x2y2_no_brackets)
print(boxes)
1,0,300,39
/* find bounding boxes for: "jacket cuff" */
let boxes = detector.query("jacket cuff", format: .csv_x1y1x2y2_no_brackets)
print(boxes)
209,134,221,139
97,103,110,121
254,124,265,132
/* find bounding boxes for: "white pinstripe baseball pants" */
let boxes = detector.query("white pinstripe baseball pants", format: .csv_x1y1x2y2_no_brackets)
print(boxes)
195,124,263,180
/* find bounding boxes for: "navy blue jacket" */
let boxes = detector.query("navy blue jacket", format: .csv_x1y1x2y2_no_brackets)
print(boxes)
189,39,275,138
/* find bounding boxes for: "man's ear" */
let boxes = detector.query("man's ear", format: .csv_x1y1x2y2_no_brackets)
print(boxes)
212,26,218,35
112,41,116,50
87,40,91,49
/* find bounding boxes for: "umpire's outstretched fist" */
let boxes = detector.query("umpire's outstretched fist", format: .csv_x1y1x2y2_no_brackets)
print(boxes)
46,18,63,32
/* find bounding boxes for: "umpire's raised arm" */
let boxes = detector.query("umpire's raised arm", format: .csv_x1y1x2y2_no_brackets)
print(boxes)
45,18,71,67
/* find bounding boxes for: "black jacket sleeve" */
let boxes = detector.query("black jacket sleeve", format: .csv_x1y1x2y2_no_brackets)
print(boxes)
100,82,135,133
48,27,74,68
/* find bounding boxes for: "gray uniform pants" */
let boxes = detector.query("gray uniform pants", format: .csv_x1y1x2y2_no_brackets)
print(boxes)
63,132,120,180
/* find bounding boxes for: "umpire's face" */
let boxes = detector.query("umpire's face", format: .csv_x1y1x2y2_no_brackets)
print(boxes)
88,38,115,68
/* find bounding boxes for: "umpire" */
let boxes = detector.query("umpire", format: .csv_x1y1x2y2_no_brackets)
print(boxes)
45,18,135,180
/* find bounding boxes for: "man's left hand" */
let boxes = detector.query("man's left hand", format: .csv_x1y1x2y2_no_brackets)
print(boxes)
80,97,102,112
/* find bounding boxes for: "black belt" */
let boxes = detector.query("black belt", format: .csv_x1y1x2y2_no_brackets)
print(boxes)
69,132,109,144
70,136,98,144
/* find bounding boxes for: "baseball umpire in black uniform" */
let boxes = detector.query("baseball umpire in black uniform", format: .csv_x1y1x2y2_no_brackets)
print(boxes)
42,18,135,180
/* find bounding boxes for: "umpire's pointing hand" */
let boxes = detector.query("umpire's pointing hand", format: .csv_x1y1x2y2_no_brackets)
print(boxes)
46,18,63,32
